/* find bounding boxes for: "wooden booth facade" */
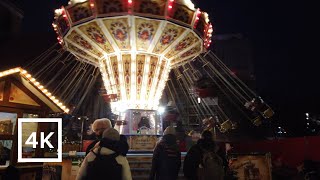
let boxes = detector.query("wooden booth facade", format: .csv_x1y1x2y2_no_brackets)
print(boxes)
0,67,68,180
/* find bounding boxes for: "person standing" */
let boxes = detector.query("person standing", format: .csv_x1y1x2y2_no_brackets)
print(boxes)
149,126,181,180
183,130,224,180
85,118,112,155
77,128,132,180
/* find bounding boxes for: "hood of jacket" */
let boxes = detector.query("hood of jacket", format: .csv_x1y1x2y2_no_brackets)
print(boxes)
197,138,216,152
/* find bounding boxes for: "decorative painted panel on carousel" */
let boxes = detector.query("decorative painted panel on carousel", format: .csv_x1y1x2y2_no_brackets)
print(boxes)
78,22,114,53
103,18,131,50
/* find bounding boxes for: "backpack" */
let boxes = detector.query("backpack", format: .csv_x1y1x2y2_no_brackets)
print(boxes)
85,147,122,180
197,147,224,180
160,143,181,172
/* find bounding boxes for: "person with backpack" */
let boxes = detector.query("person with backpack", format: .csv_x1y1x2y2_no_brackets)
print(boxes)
183,130,224,180
149,126,181,180
77,128,132,180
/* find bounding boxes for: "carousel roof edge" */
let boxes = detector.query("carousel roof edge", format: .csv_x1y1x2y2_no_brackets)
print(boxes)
0,67,70,114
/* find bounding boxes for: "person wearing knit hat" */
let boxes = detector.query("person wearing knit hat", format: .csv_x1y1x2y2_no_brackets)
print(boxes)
163,125,176,135
85,118,112,155
150,126,181,180
102,128,120,141
77,128,132,180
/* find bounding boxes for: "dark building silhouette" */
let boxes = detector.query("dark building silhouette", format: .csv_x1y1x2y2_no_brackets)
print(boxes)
0,0,23,42
213,34,255,84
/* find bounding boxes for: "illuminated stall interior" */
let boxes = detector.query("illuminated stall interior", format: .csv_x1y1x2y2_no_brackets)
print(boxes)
0,67,68,179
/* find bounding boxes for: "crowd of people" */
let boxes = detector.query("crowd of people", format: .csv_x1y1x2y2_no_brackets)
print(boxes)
76,118,226,180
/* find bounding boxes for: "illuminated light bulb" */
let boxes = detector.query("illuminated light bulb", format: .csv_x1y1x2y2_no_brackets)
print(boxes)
196,17,199,20
170,0,174,2
90,3,94,7
168,5,173,9
9,69,15,73
62,106,66,109
21,70,27,74
43,89,48,93
38,85,44,89
34,82,40,86
63,14,67,18
50,96,56,100
46,92,52,96
128,0,132,4
66,109,70,113
54,99,59,103
0,73,3,77
30,78,36,82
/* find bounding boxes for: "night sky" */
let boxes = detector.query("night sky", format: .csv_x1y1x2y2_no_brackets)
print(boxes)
1,0,314,136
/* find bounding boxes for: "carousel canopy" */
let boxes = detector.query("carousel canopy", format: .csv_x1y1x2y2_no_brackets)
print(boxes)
53,0,213,112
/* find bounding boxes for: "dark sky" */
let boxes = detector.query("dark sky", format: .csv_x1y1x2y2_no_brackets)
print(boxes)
1,0,314,136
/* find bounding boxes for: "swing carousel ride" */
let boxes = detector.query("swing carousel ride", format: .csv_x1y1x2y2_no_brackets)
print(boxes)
24,0,273,138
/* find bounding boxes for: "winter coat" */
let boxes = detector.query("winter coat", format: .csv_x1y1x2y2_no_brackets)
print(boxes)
86,135,129,156
149,134,181,180
85,139,99,155
99,135,129,156
76,146,132,180
183,139,219,180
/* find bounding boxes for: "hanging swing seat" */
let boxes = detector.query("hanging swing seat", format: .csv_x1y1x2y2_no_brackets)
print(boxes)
251,116,262,126
219,119,232,133
262,107,274,119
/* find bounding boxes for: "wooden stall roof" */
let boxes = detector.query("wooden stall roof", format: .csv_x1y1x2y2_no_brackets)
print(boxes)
0,67,69,113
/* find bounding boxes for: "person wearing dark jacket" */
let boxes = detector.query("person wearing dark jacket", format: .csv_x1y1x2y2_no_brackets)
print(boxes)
99,134,129,156
86,118,129,156
183,130,224,180
86,118,112,155
149,126,181,180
